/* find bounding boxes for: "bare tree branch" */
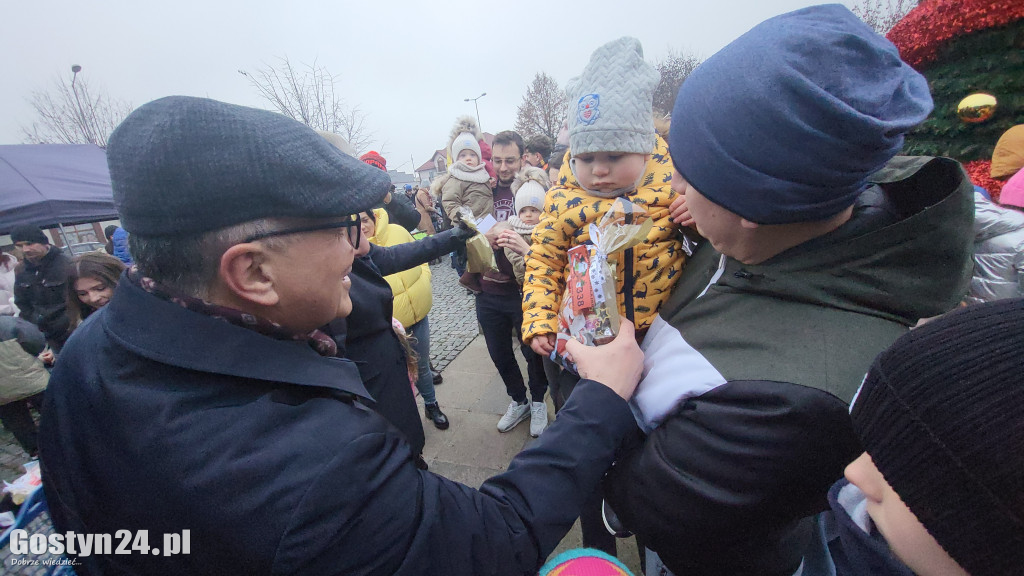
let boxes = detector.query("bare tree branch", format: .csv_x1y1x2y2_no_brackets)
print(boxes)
850,0,918,34
653,50,702,118
515,72,568,142
21,70,132,147
239,56,375,154
337,105,373,153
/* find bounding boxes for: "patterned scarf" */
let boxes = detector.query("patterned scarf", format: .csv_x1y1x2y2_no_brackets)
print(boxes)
128,267,338,357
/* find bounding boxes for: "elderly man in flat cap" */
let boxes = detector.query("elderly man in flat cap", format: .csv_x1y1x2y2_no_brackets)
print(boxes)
37,96,643,576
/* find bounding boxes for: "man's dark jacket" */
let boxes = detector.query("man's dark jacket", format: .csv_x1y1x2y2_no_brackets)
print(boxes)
605,157,976,575
39,272,636,575
383,193,422,232
13,247,71,348
325,228,465,455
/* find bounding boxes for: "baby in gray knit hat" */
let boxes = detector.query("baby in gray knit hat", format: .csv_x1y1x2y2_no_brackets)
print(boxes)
522,36,687,357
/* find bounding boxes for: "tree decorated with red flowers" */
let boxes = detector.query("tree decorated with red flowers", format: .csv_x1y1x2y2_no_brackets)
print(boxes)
887,0,1024,196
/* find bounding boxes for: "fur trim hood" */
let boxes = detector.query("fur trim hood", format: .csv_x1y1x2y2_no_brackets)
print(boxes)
430,173,449,198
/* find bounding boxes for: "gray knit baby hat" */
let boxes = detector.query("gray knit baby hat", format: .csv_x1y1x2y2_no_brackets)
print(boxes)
566,37,660,156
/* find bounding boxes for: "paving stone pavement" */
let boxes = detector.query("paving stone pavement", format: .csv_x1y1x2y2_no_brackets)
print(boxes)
422,336,643,574
426,259,479,372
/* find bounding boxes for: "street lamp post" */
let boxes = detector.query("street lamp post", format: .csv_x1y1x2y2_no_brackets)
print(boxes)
70,64,94,144
464,92,486,130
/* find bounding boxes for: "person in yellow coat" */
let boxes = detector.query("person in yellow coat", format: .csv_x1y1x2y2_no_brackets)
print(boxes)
362,208,448,429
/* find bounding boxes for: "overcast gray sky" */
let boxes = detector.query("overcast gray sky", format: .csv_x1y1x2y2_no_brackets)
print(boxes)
3,0,843,173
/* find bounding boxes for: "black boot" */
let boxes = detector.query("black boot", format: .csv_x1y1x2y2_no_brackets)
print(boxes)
432,369,443,385
424,402,449,430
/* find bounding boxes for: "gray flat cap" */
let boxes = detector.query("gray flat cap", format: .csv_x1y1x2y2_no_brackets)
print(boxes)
107,96,390,237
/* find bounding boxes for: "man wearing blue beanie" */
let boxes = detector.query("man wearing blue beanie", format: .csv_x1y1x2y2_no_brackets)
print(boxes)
602,5,977,575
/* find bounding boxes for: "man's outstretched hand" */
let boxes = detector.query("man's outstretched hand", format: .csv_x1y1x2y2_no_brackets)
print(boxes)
564,321,644,400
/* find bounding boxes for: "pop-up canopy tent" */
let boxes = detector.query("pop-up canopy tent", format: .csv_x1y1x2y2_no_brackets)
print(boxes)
0,144,116,235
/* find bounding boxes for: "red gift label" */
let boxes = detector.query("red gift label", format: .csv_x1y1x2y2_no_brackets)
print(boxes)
567,245,595,313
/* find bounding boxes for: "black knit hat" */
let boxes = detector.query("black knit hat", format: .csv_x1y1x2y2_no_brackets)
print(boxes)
851,299,1024,576
107,96,391,237
9,225,48,245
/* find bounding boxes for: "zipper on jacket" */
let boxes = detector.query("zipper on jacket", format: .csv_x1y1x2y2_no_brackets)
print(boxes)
624,248,635,323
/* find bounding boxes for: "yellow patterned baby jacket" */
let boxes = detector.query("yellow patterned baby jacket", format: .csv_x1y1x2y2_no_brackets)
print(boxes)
522,135,686,343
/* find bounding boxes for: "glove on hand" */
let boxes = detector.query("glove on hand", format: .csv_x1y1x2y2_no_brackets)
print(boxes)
452,220,476,241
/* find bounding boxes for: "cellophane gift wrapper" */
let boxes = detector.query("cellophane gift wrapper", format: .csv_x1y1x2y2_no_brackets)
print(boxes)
554,198,653,371
457,206,498,274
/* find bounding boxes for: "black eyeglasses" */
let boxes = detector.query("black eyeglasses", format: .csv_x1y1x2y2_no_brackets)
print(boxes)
243,218,361,247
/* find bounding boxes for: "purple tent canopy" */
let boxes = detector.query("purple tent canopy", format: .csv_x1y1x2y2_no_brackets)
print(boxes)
0,144,116,234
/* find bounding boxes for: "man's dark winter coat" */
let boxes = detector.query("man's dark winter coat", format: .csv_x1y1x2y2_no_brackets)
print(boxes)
605,157,976,575
383,192,422,232
13,247,71,348
39,273,636,575
325,228,465,455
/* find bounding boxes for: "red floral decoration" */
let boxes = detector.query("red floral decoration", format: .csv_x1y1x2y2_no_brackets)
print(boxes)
886,0,1024,70
964,159,1006,201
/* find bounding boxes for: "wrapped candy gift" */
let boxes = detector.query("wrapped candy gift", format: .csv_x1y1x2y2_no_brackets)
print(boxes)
555,198,653,364
456,206,498,274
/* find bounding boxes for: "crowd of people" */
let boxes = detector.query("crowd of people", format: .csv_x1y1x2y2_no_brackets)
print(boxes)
1,3,1022,576
0,234,126,456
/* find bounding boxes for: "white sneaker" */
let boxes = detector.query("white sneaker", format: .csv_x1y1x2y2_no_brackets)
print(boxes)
529,402,548,437
497,400,530,432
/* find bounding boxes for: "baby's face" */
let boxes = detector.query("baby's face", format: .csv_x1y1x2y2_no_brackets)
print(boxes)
844,453,969,576
519,206,542,226
457,149,480,167
571,152,647,194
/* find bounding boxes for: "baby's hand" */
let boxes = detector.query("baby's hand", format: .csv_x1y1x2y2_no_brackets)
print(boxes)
530,333,555,356
670,194,695,227
39,348,55,365
485,222,510,249
498,230,531,256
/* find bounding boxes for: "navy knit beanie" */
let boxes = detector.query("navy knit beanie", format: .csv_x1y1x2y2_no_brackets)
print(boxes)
9,225,48,245
108,96,391,237
851,299,1024,576
669,4,933,224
